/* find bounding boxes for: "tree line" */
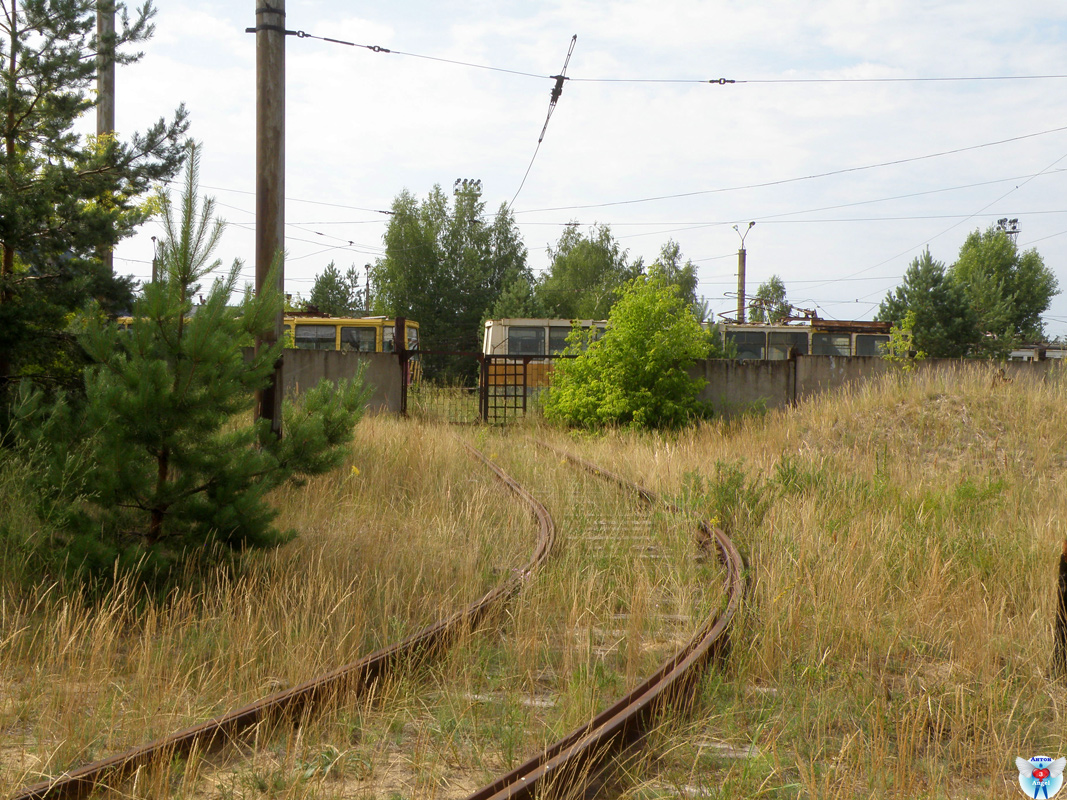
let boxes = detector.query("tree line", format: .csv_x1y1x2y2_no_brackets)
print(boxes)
309,185,1059,360
301,181,703,354
875,227,1059,358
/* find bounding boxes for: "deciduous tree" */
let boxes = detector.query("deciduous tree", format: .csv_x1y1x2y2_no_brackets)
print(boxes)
649,240,698,307
544,273,709,429
371,182,528,353
750,275,790,324
948,227,1058,352
536,223,640,319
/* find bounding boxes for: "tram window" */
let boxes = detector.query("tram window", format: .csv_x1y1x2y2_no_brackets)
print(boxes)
581,324,607,343
382,327,395,353
548,327,572,354
340,326,376,353
407,326,419,351
294,324,337,350
725,331,766,360
508,326,545,356
767,331,808,360
856,334,889,356
812,333,851,356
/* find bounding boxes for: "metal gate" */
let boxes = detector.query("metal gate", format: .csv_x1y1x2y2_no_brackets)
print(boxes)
404,352,568,424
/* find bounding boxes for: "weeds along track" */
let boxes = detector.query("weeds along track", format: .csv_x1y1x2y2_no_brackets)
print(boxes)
10,438,744,800
459,443,745,800
11,443,553,800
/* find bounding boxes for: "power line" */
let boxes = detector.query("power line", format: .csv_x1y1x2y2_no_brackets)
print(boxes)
508,35,577,212
511,124,1067,213
736,74,1067,85
162,179,394,215
793,148,1067,294
290,29,1067,86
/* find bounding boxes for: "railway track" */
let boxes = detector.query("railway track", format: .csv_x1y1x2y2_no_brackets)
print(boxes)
11,441,744,800
461,445,745,800
11,443,553,800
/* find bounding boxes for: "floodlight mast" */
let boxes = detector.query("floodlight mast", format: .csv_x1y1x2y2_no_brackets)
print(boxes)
734,222,755,324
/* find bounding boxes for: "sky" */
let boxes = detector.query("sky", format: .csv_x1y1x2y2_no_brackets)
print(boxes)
108,0,1067,338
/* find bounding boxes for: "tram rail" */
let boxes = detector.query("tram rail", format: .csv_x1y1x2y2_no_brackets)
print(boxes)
11,441,744,800
461,445,745,800
11,444,554,800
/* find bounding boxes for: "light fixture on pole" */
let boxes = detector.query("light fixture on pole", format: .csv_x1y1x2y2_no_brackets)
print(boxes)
733,221,755,323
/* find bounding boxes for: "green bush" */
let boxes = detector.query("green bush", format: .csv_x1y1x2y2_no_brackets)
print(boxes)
543,271,710,429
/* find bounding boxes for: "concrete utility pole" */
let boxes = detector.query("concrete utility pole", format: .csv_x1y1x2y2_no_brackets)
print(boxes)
253,0,286,438
734,221,755,323
97,1,115,275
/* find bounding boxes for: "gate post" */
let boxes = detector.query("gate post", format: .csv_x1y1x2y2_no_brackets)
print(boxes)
522,357,529,415
395,316,407,415
480,355,489,423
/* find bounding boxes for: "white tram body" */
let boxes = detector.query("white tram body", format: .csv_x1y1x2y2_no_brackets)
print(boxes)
482,318,891,361
482,318,608,356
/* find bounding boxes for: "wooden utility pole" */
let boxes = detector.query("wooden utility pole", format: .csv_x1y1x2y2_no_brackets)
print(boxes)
253,0,286,438
97,1,115,275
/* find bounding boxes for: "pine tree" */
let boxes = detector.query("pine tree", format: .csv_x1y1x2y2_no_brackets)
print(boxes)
12,146,370,585
876,249,978,358
308,261,363,316
0,0,187,392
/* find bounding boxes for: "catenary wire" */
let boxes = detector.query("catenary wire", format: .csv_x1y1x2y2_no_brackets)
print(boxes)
510,124,1067,213
291,30,1067,86
508,35,578,211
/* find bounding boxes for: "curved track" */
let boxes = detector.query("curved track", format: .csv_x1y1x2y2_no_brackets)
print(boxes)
11,441,744,800
11,443,554,800
462,445,745,800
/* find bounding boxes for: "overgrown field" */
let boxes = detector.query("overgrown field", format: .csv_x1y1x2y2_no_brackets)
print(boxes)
2,362,1066,799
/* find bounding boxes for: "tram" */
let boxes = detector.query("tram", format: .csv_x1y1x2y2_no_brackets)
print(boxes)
283,315,420,354
481,318,606,389
482,318,890,361
720,320,891,360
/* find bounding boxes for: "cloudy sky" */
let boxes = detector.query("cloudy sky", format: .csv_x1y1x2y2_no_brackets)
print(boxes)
109,0,1067,337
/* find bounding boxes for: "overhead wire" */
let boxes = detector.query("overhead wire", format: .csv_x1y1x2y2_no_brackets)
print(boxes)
507,35,578,212
163,30,1067,329
291,29,1067,86
792,147,1067,296
510,124,1067,213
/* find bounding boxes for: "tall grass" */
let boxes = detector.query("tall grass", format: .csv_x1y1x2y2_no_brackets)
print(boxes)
4,362,1065,798
559,362,1067,798
0,419,533,791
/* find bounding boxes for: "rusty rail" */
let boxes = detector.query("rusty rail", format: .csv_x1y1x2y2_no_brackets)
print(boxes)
463,444,745,800
12,443,554,800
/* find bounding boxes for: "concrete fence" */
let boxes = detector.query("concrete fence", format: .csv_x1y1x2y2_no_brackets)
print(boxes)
273,349,1062,420
690,355,1063,416
269,349,403,414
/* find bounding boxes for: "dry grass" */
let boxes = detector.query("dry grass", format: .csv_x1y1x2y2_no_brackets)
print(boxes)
4,361,1066,799
539,361,1067,798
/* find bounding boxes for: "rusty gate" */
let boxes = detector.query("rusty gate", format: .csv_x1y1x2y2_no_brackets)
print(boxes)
403,352,569,424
